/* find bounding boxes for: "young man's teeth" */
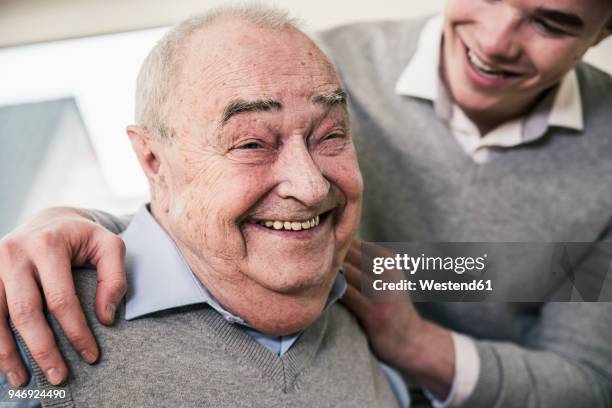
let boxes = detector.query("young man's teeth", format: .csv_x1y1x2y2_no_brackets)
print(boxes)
259,215,320,231
468,49,505,78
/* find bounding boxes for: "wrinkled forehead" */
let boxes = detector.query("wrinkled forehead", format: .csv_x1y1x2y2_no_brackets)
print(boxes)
173,21,341,124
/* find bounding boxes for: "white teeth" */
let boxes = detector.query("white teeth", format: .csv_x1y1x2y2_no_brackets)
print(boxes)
468,49,506,78
257,215,322,231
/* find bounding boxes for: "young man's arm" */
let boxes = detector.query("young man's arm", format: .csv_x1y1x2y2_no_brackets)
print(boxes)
0,208,130,386
342,237,612,408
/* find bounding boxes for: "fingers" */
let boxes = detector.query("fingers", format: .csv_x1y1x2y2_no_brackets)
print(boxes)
2,262,67,385
344,261,368,290
340,284,373,323
342,253,377,322
89,232,126,325
0,280,28,387
362,241,395,258
36,246,99,365
345,240,363,267
346,240,395,268
0,207,126,383
344,245,410,304
346,241,407,282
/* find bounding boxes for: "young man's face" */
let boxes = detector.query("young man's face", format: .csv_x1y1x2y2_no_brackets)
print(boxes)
443,0,612,119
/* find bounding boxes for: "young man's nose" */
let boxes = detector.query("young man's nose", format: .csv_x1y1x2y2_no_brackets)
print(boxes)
477,8,522,63
274,141,331,207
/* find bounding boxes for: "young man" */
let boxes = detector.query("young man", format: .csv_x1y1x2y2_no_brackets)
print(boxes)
2,1,612,406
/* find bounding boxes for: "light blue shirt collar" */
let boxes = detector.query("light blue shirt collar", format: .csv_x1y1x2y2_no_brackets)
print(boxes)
120,205,347,332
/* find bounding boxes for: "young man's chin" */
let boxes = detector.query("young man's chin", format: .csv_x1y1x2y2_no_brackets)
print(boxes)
453,87,509,116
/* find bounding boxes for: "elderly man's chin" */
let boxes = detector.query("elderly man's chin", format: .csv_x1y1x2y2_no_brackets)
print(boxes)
241,219,340,294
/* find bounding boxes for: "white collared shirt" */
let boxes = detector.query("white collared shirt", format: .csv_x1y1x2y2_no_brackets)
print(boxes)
395,14,584,164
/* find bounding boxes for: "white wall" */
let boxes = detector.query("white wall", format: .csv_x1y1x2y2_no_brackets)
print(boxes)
0,1,446,47
1,0,610,72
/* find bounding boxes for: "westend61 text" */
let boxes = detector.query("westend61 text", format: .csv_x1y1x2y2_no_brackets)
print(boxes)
373,279,493,292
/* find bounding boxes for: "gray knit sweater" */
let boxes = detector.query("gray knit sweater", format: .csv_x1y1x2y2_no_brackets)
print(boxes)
20,268,397,408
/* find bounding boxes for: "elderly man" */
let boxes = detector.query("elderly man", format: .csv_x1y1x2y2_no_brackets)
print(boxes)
0,6,409,407
2,0,612,407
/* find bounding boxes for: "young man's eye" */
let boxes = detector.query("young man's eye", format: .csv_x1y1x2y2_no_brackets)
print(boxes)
533,18,567,36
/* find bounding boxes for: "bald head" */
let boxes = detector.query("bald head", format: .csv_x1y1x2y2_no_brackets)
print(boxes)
134,4,318,141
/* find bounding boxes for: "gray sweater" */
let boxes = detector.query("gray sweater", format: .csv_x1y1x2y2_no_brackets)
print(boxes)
19,268,397,408
90,18,612,408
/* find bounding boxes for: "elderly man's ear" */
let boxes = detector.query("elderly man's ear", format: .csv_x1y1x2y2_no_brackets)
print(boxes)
126,125,170,213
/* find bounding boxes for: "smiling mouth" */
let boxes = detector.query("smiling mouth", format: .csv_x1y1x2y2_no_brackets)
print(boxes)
466,48,522,79
253,210,333,232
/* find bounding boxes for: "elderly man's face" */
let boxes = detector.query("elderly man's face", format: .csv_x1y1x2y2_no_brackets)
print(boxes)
154,21,362,299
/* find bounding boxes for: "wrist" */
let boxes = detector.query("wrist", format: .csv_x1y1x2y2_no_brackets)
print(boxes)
396,319,455,398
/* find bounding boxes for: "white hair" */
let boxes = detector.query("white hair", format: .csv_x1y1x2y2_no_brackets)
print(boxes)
134,3,299,140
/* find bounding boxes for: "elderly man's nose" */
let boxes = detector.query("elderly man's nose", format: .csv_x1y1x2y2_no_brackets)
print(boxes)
276,148,330,206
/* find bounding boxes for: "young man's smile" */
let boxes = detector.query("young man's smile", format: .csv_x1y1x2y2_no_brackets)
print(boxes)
442,0,612,132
